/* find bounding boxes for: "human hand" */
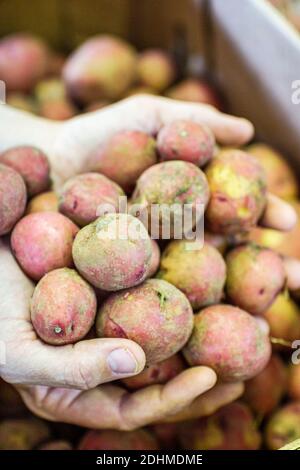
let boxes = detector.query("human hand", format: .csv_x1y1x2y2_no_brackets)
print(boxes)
0,95,299,429
0,237,243,429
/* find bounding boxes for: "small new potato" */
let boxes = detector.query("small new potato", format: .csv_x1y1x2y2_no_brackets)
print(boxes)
11,212,79,280
131,160,210,237
0,34,49,92
31,268,97,345
90,131,157,193
0,146,50,196
72,213,152,291
183,304,271,381
244,354,288,415
205,149,267,234
63,35,137,103
96,279,194,365
158,240,226,310
137,49,175,92
122,354,185,390
26,191,58,214
166,78,222,109
226,243,285,315
0,164,27,235
59,173,124,226
157,120,215,167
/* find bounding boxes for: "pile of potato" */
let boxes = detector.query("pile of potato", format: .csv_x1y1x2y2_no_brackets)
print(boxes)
0,32,300,450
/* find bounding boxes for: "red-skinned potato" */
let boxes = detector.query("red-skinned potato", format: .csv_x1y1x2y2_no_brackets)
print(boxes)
205,149,267,234
157,240,226,310
183,304,271,381
0,146,50,196
96,279,194,365
0,34,49,92
59,173,124,226
0,164,27,235
11,212,79,281
89,130,157,194
243,354,288,415
226,243,285,315
72,213,152,291
157,120,215,167
166,78,222,109
131,160,210,237
63,35,137,104
288,364,300,400
31,268,97,345
122,354,185,390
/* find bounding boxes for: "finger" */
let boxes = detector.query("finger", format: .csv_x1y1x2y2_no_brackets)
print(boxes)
17,370,233,431
119,367,216,429
260,193,297,231
55,95,254,180
161,381,244,423
5,337,146,389
0,239,146,389
19,367,217,430
157,97,254,146
283,257,300,291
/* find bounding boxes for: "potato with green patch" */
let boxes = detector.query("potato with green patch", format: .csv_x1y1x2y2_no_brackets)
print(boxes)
158,240,226,310
205,149,267,234
131,160,210,237
72,213,152,291
96,279,193,365
226,243,285,315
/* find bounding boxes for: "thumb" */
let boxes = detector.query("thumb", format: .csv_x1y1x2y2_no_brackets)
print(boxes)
5,337,146,389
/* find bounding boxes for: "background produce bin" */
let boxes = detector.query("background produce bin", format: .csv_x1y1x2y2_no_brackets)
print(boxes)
0,0,299,172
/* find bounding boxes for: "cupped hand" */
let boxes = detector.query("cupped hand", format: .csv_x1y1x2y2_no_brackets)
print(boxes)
0,95,299,429
0,237,243,429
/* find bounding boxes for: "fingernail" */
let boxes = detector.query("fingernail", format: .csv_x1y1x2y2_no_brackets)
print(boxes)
107,348,138,375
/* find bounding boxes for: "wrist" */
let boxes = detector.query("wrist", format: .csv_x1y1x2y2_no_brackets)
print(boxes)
0,105,62,158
